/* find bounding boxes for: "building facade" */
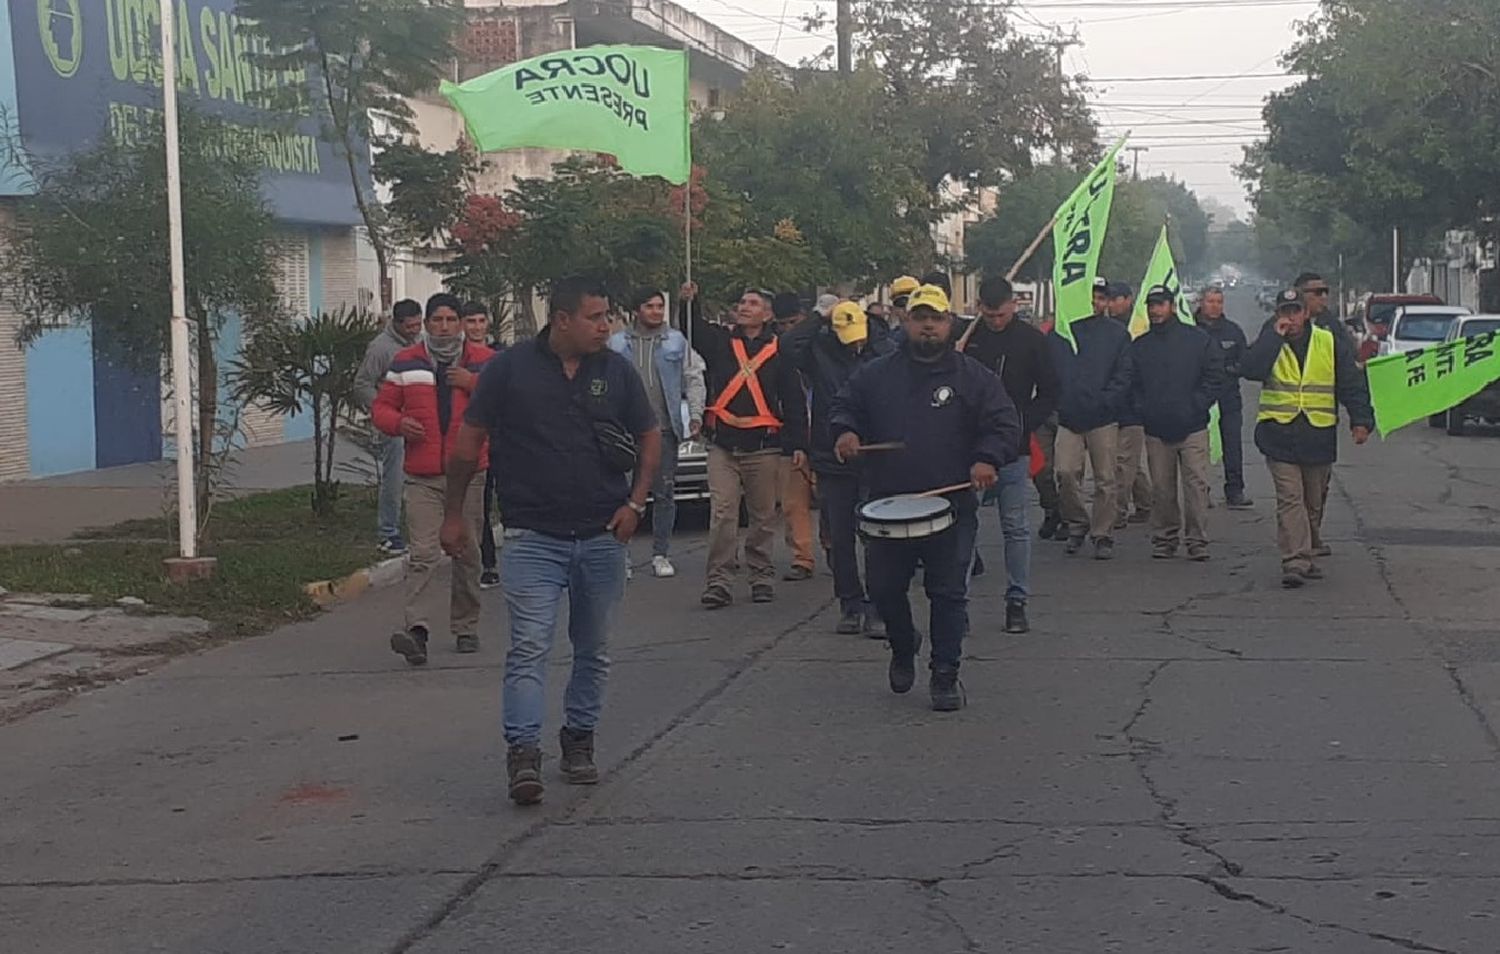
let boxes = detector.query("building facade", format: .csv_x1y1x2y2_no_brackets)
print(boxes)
0,0,368,481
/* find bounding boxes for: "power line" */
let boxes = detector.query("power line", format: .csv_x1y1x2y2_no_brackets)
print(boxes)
1090,72,1295,82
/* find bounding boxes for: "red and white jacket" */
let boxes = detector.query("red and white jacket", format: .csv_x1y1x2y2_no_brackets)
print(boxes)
372,340,494,477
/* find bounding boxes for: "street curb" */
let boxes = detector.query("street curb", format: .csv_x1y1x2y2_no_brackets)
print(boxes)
303,556,405,607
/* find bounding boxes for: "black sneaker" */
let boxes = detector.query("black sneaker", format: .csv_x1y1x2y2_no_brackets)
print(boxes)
558,726,599,785
479,568,501,589
1281,571,1307,589
701,585,732,609
930,666,965,712
1004,600,1029,634
507,744,544,805
751,582,775,603
835,610,862,635
1094,538,1115,561
1038,510,1062,540
1065,534,1085,555
888,652,916,694
1226,494,1254,510
389,626,429,666
455,634,479,654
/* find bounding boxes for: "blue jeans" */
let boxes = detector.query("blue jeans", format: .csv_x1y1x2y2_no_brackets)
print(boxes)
651,437,681,558
996,458,1031,602
500,530,627,747
376,435,405,540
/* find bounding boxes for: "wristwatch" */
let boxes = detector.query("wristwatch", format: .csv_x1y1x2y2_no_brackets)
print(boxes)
627,499,647,516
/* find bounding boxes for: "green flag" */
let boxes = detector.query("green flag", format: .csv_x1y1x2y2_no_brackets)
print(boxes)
1368,331,1500,434
1130,225,1223,462
1053,138,1127,350
440,46,691,184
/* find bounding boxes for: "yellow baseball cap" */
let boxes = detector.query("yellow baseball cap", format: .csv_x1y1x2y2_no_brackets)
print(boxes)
829,301,869,344
905,284,951,315
891,275,920,299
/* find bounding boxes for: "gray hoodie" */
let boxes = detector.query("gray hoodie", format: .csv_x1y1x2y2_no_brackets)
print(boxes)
354,322,415,411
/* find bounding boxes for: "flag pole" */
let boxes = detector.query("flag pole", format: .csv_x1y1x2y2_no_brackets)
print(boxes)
682,41,693,349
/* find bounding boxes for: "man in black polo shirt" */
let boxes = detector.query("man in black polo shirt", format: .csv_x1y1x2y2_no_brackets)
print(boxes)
440,276,661,807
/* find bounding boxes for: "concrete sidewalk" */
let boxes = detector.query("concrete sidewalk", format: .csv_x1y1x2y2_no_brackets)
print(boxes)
0,439,367,544
2,414,1499,952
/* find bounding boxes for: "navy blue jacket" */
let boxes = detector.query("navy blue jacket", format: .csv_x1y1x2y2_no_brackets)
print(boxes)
780,315,895,476
1050,314,1134,433
1129,319,1226,444
829,345,1021,500
1194,311,1250,409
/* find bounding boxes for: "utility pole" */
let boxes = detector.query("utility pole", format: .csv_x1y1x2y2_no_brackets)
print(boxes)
836,0,853,74
1048,31,1080,162
1126,146,1150,180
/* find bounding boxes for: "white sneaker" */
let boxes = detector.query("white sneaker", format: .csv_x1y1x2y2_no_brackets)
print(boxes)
651,555,676,578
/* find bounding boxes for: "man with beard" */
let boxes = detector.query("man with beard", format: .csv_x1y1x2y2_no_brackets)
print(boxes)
374,293,496,664
832,285,1020,711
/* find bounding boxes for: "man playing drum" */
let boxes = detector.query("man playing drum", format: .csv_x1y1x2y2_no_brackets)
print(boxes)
831,285,1022,711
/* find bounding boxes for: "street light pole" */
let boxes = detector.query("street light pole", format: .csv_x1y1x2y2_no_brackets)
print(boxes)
158,0,201,568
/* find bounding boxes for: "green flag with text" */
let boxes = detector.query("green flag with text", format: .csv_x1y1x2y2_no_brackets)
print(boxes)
440,46,691,184
1367,330,1500,434
1053,138,1127,350
1130,225,1223,463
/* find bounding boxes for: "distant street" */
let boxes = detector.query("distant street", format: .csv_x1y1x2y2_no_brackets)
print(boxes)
4,291,1500,953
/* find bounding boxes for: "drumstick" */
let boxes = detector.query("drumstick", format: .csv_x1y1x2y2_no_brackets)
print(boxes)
914,482,975,498
856,442,907,452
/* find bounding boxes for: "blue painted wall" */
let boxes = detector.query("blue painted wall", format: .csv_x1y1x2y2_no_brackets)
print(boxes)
26,327,96,476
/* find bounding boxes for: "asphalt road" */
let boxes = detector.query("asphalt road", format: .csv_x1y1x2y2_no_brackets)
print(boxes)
4,291,1500,953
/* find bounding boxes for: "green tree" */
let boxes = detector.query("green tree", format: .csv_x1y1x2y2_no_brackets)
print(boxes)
236,0,464,307
4,111,280,514
232,307,379,515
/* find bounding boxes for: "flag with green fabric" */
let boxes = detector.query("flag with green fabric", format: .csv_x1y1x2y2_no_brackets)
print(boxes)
1367,330,1500,434
440,46,691,184
1052,138,1127,350
1131,225,1223,463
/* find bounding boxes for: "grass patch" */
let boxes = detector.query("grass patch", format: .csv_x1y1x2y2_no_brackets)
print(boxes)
0,485,383,641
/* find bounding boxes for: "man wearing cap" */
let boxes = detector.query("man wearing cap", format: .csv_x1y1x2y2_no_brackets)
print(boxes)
772,293,818,582
1092,277,1110,320
1194,286,1253,509
960,276,1059,634
890,276,920,324
782,297,894,635
1050,288,1134,560
832,285,1020,711
1241,289,1373,588
1131,285,1225,561
684,283,808,608
1106,281,1153,529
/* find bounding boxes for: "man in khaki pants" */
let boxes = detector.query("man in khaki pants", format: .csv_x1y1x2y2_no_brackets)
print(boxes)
1049,296,1134,560
1104,283,1153,528
1241,289,1373,587
1128,285,1225,561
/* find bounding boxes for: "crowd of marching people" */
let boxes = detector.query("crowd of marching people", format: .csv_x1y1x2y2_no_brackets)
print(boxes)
350,266,1374,805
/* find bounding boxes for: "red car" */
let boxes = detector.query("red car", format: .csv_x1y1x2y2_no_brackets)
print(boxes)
1361,293,1444,340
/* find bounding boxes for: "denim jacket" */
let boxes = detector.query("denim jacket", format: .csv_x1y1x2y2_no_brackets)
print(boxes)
608,327,706,441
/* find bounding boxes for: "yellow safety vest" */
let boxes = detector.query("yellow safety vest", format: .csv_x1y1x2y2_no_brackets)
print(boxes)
1258,325,1338,427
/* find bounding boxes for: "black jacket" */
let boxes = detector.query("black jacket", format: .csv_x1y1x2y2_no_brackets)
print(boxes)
961,317,1060,456
1129,320,1226,444
1193,311,1249,409
1240,319,1374,466
1105,312,1143,426
780,315,894,475
1049,314,1134,433
829,345,1021,500
687,302,806,454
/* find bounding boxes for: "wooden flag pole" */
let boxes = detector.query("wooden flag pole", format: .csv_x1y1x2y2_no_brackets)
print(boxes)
957,214,1057,352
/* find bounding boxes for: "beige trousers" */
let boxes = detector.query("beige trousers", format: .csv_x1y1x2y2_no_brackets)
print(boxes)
706,446,782,588
1146,431,1211,552
1115,424,1155,520
780,457,816,571
1055,424,1119,542
403,474,484,636
1268,460,1331,572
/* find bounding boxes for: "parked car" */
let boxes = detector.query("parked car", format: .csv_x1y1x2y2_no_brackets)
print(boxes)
1361,293,1443,341
1438,314,1500,436
1379,304,1470,356
654,400,709,508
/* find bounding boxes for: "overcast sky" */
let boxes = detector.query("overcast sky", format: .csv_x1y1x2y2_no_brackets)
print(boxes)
695,0,1321,219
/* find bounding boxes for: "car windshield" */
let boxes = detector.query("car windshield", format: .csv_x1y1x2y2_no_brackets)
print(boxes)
1368,303,1399,325
1395,314,1460,341
1461,319,1500,339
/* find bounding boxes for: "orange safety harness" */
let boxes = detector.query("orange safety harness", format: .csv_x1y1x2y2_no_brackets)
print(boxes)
706,337,783,431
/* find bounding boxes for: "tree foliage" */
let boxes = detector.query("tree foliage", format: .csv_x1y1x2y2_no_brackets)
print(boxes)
3,110,280,513
236,0,464,305
372,139,480,248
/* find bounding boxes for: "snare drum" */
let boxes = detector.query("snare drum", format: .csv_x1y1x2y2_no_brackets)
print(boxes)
857,495,955,541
